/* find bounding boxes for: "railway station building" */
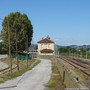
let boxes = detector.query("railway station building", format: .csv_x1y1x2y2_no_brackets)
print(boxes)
37,36,55,57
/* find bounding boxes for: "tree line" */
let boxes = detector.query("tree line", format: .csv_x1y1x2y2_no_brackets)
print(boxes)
58,46,90,59
0,12,33,55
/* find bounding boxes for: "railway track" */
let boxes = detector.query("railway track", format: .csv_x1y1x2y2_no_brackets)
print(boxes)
63,56,89,68
0,65,17,75
61,56,90,77
69,56,90,65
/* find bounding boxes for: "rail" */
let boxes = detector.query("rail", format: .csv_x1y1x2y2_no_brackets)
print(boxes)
61,56,90,77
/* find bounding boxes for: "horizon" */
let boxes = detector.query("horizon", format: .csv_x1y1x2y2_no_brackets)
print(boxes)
0,0,90,46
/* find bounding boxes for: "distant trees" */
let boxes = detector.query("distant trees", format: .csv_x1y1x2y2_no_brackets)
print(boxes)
59,47,80,54
58,46,90,59
59,47,69,53
0,42,7,54
0,12,33,54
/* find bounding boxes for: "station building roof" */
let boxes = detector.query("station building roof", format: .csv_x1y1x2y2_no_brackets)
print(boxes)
38,37,54,43
40,49,54,53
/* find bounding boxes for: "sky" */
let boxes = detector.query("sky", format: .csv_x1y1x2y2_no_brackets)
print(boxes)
0,0,90,46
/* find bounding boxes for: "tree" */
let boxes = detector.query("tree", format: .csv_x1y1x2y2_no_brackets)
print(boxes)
0,12,33,54
0,42,7,54
59,47,69,53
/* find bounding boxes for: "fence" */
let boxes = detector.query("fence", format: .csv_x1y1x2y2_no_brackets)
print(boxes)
37,55,54,59
55,56,89,89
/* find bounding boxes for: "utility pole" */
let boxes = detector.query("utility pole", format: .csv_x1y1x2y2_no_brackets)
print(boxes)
80,48,82,58
73,48,75,57
86,45,88,59
69,48,70,56
77,47,78,57
56,44,58,57
71,48,73,56
15,29,19,70
31,39,33,59
26,35,28,67
0,18,12,72
72,48,74,56
55,41,57,57
8,21,12,73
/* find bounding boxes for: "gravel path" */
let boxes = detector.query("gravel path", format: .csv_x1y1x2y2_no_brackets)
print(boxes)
0,55,8,59
0,55,8,70
0,59,52,90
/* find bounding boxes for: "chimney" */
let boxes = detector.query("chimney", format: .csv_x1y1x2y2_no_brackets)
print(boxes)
47,35,50,39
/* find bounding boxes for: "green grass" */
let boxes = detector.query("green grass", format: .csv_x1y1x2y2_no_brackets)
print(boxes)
46,58,65,90
46,79,56,88
8,60,40,78
0,79,4,83
87,55,90,59
73,69,88,83
0,59,40,83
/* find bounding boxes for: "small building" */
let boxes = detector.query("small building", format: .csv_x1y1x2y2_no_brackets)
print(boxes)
37,36,55,57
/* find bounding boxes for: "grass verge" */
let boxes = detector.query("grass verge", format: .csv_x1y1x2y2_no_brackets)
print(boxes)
46,58,65,90
0,59,40,83
73,69,88,83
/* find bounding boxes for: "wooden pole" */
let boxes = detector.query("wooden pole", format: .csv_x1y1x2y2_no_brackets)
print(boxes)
26,35,28,67
8,21,12,73
15,29,19,70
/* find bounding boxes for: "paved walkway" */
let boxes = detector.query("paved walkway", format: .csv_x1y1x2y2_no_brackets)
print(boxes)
0,55,8,70
0,59,52,90
0,55,8,59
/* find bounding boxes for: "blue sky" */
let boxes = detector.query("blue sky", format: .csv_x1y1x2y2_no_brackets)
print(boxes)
0,0,90,45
